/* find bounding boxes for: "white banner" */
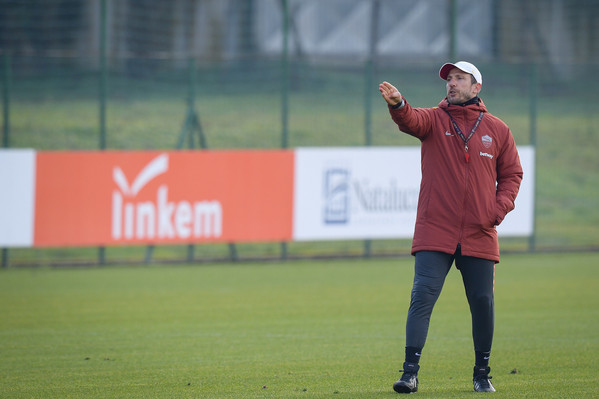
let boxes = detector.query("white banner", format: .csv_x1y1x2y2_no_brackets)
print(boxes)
497,146,535,236
0,149,36,247
293,146,535,241
293,147,421,240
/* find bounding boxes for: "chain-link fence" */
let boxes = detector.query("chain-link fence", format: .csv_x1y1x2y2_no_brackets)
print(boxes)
1,0,598,266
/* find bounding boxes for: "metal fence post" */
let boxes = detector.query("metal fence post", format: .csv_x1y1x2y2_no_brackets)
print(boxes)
99,0,107,151
363,0,380,258
1,248,7,269
2,53,10,267
280,0,289,150
449,0,458,60
364,0,379,148
280,0,290,260
528,63,538,251
98,0,107,265
2,54,9,149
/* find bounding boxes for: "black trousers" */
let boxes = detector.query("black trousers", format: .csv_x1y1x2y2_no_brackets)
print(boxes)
405,246,495,353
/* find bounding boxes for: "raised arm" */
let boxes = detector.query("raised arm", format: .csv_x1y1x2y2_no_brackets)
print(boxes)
380,80,435,140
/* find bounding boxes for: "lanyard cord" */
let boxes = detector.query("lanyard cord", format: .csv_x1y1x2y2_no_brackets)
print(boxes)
443,109,484,163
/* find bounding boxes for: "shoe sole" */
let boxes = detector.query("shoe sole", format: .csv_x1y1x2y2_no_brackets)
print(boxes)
393,383,417,394
473,383,496,392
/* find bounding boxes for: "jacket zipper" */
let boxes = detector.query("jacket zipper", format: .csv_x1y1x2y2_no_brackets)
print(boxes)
458,153,470,244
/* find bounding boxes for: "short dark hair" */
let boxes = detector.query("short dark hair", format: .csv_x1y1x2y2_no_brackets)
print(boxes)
470,74,477,85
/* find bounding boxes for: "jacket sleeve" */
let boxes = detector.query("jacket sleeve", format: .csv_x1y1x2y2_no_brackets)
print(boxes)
495,128,523,225
388,100,435,141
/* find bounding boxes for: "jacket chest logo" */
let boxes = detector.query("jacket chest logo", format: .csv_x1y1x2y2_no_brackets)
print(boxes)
481,135,493,148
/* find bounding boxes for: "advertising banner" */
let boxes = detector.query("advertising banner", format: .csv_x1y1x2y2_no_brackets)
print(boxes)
293,147,421,240
0,146,534,248
33,150,294,247
293,146,535,240
0,149,36,247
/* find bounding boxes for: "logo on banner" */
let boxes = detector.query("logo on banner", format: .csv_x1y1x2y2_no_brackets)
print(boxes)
481,135,493,148
111,154,223,241
323,169,350,224
321,165,420,226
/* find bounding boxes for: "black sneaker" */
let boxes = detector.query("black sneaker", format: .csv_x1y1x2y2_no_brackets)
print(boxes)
473,366,496,393
393,362,419,393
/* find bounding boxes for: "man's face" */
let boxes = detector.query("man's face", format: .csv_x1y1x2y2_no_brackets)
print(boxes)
445,67,481,104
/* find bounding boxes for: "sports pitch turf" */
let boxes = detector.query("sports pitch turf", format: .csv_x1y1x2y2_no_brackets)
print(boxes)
1,252,598,398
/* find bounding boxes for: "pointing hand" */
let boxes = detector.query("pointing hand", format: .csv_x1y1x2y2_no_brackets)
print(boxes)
379,81,403,106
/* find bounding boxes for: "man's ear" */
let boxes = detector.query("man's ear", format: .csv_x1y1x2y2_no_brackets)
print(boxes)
473,83,482,95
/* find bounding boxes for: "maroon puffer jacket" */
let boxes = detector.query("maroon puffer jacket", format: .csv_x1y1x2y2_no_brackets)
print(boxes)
389,97,523,262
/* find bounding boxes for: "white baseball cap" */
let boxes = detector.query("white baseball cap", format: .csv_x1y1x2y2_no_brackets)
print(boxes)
439,61,482,84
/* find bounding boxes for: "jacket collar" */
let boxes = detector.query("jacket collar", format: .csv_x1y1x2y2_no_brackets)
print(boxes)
439,96,487,113
458,96,480,106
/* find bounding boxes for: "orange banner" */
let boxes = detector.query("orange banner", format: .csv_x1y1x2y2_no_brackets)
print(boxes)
34,150,294,247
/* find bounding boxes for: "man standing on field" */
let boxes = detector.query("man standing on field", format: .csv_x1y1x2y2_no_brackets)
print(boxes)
379,61,523,393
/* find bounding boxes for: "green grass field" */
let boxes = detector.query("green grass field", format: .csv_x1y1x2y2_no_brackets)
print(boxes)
1,252,598,398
